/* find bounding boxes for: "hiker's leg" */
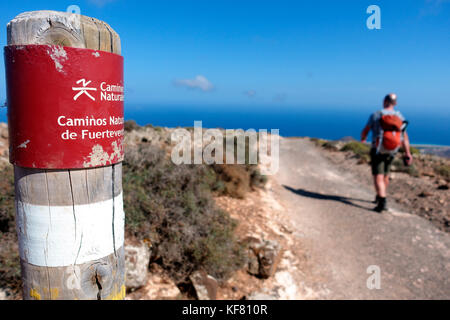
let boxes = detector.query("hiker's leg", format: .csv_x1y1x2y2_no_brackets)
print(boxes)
375,174,386,197
373,175,379,195
383,156,393,194
384,175,390,191
370,149,382,196
374,174,388,212
374,156,390,212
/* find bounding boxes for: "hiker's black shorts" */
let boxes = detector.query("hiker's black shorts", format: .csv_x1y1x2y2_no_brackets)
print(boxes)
370,148,394,176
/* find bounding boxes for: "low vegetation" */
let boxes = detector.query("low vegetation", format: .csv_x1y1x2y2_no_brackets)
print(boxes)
434,164,450,180
0,122,269,296
212,164,267,199
313,138,450,181
0,166,21,295
340,142,371,162
123,144,247,282
391,158,420,177
212,135,268,199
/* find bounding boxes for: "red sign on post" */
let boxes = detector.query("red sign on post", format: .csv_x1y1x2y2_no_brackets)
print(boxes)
4,44,124,169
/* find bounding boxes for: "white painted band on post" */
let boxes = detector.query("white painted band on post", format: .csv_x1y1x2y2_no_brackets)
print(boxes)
16,193,125,267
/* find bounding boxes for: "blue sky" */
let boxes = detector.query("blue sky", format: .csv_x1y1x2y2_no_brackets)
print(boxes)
0,0,449,113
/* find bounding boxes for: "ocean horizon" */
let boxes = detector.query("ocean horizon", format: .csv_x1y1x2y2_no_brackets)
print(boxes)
1,105,449,146
124,105,450,146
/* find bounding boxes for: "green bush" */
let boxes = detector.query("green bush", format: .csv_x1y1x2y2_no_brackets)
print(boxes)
410,146,421,155
124,120,141,132
399,146,421,156
392,159,420,177
208,133,268,198
434,164,450,179
123,144,245,282
310,137,327,147
341,142,371,158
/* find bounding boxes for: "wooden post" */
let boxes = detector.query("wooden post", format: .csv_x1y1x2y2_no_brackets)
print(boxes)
7,11,125,300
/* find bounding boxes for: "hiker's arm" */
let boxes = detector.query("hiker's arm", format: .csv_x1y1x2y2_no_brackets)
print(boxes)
402,131,413,165
402,131,411,155
361,125,370,143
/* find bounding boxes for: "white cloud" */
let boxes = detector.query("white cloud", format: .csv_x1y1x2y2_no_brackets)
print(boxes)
243,90,256,98
173,75,214,92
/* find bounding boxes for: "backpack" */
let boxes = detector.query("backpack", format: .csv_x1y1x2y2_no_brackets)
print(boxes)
376,111,407,155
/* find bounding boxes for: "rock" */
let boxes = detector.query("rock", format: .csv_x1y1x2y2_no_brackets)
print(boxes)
418,191,433,198
357,158,368,165
127,264,181,300
258,240,282,278
245,237,283,279
247,250,260,276
189,270,218,300
0,146,6,158
247,292,278,300
244,237,262,276
125,239,151,290
421,171,435,178
0,123,8,139
323,140,344,152
0,289,8,300
273,271,299,299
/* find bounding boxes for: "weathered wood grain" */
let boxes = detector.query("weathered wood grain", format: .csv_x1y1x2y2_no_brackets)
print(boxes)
7,11,121,54
15,164,122,206
21,247,125,300
8,10,124,300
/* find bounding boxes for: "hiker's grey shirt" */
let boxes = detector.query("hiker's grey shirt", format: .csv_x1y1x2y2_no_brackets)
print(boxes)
366,109,405,148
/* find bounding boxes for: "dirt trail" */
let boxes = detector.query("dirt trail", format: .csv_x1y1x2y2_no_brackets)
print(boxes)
273,138,450,299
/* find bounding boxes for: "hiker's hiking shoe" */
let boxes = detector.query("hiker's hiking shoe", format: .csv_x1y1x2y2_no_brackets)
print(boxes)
373,195,381,204
374,197,387,213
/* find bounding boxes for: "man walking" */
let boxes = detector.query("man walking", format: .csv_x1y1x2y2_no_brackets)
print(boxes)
361,93,413,212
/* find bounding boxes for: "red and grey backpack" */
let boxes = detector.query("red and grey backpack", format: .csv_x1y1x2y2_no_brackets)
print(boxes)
376,111,408,155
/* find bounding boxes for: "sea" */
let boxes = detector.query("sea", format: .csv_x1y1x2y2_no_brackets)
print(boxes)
125,105,450,146
1,104,449,146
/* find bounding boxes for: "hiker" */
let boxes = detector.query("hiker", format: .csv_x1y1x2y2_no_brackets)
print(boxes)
361,93,413,212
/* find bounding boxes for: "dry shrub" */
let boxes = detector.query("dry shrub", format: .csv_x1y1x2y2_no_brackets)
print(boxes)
123,144,245,282
210,134,268,199
212,164,267,199
124,120,141,132
434,164,450,180
0,165,21,296
212,165,250,199
341,141,371,158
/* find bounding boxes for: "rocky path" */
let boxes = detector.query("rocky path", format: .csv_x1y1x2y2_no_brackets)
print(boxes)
273,138,450,299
